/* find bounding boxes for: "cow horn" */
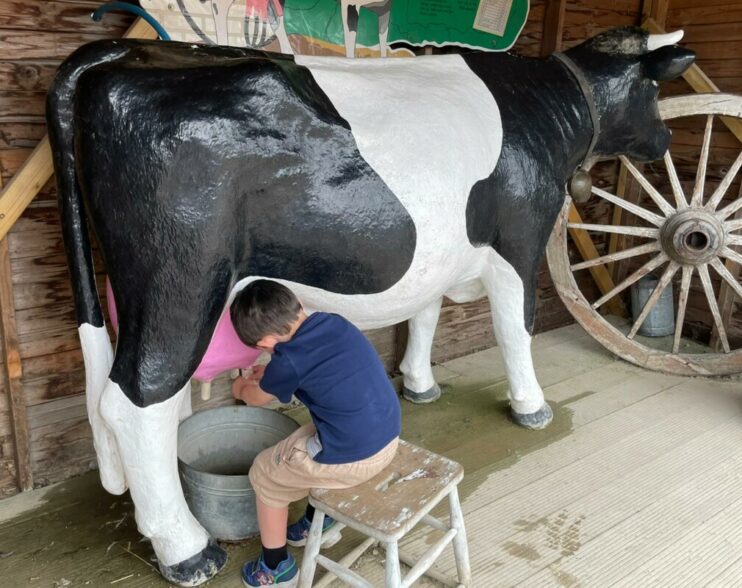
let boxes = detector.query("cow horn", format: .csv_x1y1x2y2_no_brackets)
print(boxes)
647,30,684,51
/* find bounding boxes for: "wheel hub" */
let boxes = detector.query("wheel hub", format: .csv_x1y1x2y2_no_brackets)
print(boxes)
660,209,725,265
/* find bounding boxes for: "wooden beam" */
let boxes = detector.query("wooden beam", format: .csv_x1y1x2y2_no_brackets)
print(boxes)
0,18,158,243
610,163,646,287
644,17,742,145
0,175,31,492
642,0,669,29
540,0,566,56
567,205,626,317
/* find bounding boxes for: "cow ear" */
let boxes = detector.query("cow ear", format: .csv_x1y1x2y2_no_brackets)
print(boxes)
643,46,696,81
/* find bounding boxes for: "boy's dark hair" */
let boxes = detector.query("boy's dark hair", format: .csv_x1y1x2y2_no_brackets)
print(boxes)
230,280,302,347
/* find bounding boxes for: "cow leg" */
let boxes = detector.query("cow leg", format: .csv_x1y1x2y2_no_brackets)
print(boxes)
481,258,553,430
79,324,127,494
100,382,226,586
97,271,232,585
370,1,391,57
399,297,443,404
341,1,360,58
180,380,193,423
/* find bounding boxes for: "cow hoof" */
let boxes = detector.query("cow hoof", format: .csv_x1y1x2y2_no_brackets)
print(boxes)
511,402,553,430
402,384,441,404
158,540,228,587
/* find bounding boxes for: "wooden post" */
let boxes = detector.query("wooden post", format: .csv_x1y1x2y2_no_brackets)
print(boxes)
0,18,158,243
642,0,669,29
540,0,566,57
0,176,31,492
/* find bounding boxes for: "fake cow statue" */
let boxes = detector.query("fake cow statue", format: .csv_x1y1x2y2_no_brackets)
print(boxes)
47,27,694,585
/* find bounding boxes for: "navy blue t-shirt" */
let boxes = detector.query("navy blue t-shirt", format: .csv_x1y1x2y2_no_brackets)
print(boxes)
259,312,401,464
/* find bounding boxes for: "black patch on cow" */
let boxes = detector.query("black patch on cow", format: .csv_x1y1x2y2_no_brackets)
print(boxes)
50,40,415,406
462,28,693,333
462,52,593,332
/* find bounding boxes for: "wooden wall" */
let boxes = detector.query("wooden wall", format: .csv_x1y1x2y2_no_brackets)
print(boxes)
0,0,740,497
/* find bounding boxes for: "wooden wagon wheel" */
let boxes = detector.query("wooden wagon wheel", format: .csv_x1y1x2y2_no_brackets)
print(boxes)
547,93,742,376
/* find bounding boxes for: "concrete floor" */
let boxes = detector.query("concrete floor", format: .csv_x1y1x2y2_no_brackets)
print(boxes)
1,324,742,587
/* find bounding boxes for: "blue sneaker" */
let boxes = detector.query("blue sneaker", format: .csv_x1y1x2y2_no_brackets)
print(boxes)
286,514,342,548
241,553,298,587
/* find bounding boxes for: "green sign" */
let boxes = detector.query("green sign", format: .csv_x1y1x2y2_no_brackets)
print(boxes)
285,0,530,52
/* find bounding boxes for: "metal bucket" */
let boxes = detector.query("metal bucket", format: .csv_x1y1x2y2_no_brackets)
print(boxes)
630,274,675,337
177,405,299,541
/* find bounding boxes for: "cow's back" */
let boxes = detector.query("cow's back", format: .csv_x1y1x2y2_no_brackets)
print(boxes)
71,40,418,296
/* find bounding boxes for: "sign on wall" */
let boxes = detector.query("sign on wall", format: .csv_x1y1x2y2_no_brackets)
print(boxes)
141,0,529,56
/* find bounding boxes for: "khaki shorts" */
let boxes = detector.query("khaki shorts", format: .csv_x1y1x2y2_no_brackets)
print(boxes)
249,423,399,509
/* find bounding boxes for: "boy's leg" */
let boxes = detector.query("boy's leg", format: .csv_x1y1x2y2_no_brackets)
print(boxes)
257,498,290,548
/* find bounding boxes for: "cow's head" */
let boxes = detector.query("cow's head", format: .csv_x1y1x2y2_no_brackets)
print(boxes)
565,27,695,163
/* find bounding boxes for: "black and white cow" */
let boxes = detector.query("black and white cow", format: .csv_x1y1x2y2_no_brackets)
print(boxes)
47,27,694,585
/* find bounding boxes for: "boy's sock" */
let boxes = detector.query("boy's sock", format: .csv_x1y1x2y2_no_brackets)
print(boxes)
305,504,315,522
262,544,288,570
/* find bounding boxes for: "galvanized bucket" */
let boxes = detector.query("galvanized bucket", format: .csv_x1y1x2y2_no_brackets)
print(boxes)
630,274,675,337
177,405,299,541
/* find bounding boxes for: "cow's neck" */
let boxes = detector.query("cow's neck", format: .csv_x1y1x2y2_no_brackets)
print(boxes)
462,52,594,179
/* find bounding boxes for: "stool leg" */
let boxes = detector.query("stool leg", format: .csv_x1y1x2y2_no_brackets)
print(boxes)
384,541,402,588
448,487,471,586
298,510,326,588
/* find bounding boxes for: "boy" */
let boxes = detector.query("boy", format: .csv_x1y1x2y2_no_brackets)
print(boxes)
230,279,401,587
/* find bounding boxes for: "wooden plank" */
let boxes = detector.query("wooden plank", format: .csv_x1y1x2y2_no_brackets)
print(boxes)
669,5,742,29
0,18,158,243
0,62,58,93
0,172,31,492
540,0,566,56
0,1,131,34
642,0,669,27
567,204,626,316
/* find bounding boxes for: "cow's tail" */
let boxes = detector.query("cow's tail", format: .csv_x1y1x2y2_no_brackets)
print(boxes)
46,42,131,494
46,41,128,330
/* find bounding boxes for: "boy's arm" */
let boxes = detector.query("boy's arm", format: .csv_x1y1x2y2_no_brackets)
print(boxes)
232,370,277,406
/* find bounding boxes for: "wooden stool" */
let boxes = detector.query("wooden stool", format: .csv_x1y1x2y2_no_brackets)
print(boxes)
298,440,471,588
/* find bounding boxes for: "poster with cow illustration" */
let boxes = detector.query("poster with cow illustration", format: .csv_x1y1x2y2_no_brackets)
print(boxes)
141,0,529,57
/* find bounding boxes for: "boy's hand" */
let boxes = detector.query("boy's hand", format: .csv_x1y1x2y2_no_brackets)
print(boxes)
232,370,276,406
246,365,266,382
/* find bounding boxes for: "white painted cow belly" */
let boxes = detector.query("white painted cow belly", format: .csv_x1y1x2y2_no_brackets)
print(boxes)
233,54,503,329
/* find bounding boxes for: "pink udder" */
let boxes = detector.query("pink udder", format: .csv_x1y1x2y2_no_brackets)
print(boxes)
106,279,261,383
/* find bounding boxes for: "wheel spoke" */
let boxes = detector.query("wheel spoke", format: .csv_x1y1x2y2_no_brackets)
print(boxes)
571,241,661,271
664,150,687,210
710,257,742,303
721,246,742,267
567,223,660,238
698,264,730,353
691,115,714,207
620,156,676,217
592,253,668,310
705,150,742,212
592,186,665,226
727,218,742,232
672,265,693,354
628,261,680,339
717,193,742,221
728,235,742,246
